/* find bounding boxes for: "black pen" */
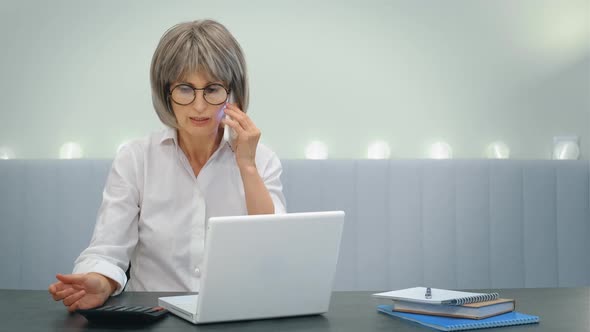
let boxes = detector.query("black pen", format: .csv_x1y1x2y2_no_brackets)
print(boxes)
425,287,432,299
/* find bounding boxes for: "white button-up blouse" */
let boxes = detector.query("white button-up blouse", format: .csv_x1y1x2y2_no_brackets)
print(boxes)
72,127,287,295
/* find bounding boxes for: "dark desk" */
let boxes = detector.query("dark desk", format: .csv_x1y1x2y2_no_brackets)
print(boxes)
1,288,588,331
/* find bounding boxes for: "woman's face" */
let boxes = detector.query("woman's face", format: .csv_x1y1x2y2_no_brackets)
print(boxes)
169,71,228,139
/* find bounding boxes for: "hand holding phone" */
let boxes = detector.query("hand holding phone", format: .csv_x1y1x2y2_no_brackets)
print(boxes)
222,95,238,150
220,97,262,169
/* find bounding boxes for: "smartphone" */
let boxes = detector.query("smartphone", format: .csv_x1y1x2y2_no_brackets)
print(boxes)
222,94,238,150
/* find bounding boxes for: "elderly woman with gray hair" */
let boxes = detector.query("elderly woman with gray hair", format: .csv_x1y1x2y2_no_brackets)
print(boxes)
48,19,286,312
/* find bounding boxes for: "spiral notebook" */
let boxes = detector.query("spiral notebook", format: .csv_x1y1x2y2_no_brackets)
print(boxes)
377,305,539,331
373,287,499,305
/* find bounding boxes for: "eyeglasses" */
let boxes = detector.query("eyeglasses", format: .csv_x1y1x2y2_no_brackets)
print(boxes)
168,83,229,106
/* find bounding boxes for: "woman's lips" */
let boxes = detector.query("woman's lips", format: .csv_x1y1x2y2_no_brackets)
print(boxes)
189,117,210,126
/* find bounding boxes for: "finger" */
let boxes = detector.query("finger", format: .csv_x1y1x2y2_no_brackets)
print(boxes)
63,290,86,307
56,273,86,285
68,301,80,313
224,107,253,130
224,106,252,126
49,281,65,293
49,281,73,295
54,287,78,301
71,284,85,291
48,282,58,294
225,102,242,112
67,300,84,313
226,104,256,129
222,117,246,136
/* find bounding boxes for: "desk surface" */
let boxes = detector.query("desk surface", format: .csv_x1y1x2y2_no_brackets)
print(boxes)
1,288,588,331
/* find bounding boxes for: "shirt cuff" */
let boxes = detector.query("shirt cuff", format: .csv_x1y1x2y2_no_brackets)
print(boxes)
73,258,128,296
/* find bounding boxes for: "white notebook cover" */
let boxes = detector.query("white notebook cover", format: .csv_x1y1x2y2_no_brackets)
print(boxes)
372,287,498,305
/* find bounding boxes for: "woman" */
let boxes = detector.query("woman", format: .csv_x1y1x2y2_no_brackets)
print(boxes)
48,19,286,312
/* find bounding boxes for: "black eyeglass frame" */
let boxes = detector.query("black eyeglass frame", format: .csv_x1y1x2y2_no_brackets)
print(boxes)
167,83,230,106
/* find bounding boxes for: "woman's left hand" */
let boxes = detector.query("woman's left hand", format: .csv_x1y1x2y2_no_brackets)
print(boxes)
221,103,261,170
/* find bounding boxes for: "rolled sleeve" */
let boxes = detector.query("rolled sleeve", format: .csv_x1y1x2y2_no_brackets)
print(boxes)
73,257,128,296
73,144,141,296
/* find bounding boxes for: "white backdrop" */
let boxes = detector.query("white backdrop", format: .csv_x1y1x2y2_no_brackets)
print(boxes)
0,0,588,159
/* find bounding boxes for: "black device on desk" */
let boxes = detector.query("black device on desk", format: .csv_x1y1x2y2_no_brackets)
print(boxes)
76,305,168,324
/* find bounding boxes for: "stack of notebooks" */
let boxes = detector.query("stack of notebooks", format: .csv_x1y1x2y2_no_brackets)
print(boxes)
373,287,539,331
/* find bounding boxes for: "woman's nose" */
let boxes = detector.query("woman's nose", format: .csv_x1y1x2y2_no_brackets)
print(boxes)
192,91,208,112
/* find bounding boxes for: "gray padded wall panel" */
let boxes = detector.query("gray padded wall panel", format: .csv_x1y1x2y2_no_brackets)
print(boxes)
281,160,324,213
282,160,359,290
321,161,357,291
0,159,588,291
388,161,423,289
355,160,390,290
556,162,590,286
455,161,491,289
422,161,456,289
20,162,61,289
489,162,525,288
522,162,558,287
0,161,25,289
0,160,111,290
280,160,589,291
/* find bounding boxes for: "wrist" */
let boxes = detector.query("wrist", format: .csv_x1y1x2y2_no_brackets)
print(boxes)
106,277,118,295
88,272,118,296
238,162,257,175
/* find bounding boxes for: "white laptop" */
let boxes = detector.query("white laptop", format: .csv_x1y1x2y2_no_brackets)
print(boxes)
158,211,345,324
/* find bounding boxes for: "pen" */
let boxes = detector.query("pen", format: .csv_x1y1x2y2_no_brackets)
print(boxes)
425,287,432,299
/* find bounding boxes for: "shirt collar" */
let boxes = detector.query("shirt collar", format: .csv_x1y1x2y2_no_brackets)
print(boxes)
159,126,177,145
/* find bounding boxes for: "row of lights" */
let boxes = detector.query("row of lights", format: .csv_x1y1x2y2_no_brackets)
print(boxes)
304,140,509,160
305,139,580,160
0,139,581,160
0,142,123,160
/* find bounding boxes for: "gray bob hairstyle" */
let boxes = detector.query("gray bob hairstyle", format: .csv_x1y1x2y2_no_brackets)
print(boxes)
150,19,249,128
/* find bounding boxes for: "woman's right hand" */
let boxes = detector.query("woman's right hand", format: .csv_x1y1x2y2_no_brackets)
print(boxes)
48,273,117,312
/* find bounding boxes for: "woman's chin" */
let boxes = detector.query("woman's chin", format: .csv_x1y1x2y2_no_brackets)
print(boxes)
180,125,219,138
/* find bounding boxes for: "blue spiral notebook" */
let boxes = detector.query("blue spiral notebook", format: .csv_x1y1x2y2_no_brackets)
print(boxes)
378,305,539,331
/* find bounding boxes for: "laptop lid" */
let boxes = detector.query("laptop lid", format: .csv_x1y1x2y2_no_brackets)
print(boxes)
195,211,344,324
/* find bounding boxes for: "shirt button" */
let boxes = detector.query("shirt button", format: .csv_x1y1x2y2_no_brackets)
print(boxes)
194,267,201,277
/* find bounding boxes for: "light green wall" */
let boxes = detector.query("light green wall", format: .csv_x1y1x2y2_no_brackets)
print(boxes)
1,0,588,159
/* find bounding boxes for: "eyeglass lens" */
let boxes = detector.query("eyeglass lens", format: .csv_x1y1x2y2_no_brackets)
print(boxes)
171,84,228,105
